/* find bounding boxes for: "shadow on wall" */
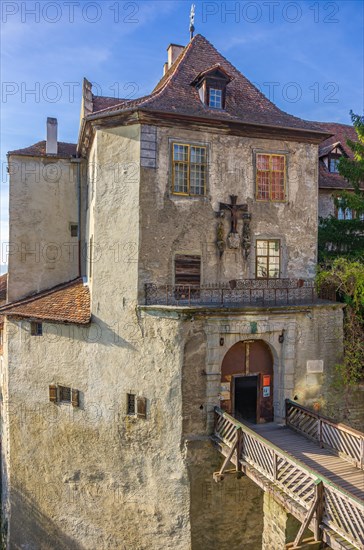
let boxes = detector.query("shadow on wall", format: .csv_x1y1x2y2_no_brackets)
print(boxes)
11,487,84,550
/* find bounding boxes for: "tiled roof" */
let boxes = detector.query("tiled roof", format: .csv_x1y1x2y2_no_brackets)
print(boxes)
0,278,91,325
89,34,327,134
92,95,129,112
0,273,7,302
8,141,77,158
315,122,357,159
318,161,355,190
314,123,359,189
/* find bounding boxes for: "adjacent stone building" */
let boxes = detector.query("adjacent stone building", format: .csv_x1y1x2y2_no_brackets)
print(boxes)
0,34,347,549
316,122,361,219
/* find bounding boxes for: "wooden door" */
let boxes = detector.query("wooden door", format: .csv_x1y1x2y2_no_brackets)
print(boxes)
221,339,274,422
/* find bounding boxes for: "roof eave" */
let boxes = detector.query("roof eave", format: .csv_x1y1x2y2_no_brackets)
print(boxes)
82,106,333,142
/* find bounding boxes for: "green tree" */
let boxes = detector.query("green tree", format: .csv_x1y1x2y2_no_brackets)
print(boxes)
316,257,364,384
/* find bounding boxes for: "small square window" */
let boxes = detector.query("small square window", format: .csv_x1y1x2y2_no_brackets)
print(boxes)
59,386,71,403
30,322,43,336
127,393,136,415
209,88,222,109
70,224,78,237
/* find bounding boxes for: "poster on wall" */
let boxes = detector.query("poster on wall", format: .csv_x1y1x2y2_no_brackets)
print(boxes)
263,386,270,398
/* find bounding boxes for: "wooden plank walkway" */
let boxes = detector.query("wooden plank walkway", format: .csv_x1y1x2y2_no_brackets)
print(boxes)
252,422,364,501
213,407,364,549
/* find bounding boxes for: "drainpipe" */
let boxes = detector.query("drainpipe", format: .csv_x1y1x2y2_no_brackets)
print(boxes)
70,157,82,278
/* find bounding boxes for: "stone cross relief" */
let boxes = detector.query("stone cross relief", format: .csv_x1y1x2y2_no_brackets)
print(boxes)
216,194,251,258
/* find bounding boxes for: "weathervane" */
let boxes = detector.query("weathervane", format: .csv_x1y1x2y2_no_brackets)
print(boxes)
189,4,195,40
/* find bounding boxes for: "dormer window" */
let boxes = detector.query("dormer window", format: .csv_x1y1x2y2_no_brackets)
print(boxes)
191,64,231,111
329,157,340,173
320,142,346,174
209,88,223,109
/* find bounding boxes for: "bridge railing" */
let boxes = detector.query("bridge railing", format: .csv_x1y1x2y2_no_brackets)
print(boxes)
285,399,364,470
214,407,364,550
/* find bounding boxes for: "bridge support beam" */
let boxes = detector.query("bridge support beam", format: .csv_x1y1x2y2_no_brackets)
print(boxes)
262,493,323,550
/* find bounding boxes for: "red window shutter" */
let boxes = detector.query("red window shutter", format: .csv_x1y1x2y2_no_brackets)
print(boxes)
49,385,57,403
137,397,147,419
71,389,80,408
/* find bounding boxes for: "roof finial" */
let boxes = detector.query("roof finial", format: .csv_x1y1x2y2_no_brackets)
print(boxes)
189,4,195,40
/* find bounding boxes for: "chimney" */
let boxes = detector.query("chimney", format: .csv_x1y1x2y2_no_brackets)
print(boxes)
163,62,168,76
46,117,58,155
167,44,184,70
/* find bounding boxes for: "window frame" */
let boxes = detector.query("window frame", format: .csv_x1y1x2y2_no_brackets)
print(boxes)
255,239,281,279
255,152,287,202
70,223,79,238
30,321,43,336
171,142,208,197
127,393,136,415
208,87,223,109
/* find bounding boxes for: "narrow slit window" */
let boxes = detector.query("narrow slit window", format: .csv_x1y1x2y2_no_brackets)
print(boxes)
127,393,136,415
59,385,71,403
70,224,78,237
30,322,43,336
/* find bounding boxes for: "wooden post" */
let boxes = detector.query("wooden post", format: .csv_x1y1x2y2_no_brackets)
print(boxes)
314,481,324,542
273,451,278,481
360,437,364,470
293,483,320,547
285,399,289,426
236,427,242,475
318,419,323,448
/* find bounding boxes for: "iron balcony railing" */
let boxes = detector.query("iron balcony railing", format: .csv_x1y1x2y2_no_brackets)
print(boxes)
144,279,336,307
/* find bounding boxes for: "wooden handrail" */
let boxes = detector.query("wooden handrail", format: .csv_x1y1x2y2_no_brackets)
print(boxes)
285,399,364,438
214,407,362,503
285,399,364,469
214,407,364,549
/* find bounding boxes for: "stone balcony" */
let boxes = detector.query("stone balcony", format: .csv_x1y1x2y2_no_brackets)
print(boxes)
144,279,336,308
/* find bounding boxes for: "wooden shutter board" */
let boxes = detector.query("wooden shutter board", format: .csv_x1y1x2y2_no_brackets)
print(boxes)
137,397,147,419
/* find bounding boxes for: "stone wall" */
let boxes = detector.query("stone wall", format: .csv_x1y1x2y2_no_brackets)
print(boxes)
318,190,335,219
7,155,79,301
187,438,263,550
139,125,319,301
2,314,192,549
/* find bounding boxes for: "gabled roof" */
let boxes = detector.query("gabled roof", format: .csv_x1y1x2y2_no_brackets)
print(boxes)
8,141,77,158
314,122,360,190
92,95,129,112
190,63,232,86
319,142,345,159
315,122,357,159
0,278,91,325
0,273,7,303
88,34,328,134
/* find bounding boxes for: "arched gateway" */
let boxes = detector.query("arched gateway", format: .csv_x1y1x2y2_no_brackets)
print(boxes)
221,340,274,423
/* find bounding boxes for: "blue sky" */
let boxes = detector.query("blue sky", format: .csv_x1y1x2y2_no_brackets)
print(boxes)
1,0,363,273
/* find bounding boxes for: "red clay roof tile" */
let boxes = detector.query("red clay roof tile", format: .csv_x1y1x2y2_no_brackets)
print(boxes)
0,278,90,325
89,34,327,134
8,141,77,158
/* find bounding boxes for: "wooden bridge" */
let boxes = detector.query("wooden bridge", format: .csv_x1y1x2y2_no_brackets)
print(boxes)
213,400,364,550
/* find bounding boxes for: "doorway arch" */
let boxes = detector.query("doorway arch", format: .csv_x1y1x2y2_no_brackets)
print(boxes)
221,340,274,423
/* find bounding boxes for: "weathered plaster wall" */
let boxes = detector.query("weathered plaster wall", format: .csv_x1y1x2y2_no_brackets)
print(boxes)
139,125,319,300
187,438,264,550
2,127,194,549
3,314,192,549
7,155,79,301
318,190,335,219
168,303,344,426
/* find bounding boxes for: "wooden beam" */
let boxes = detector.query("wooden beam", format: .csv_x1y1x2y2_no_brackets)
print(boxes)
293,483,321,547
